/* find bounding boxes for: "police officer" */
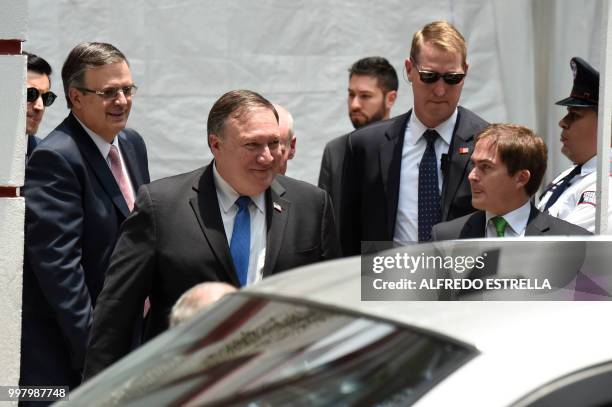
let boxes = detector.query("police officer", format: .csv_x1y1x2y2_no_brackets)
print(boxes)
537,57,612,234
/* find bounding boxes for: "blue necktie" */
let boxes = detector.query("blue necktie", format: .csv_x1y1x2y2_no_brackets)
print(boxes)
418,130,441,242
542,165,582,212
230,196,251,287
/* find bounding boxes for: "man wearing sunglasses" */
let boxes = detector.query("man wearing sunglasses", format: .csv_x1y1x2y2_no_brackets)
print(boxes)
339,21,488,255
24,52,56,160
21,42,150,394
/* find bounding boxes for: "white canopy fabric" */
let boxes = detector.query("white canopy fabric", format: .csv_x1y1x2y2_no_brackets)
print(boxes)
27,0,603,187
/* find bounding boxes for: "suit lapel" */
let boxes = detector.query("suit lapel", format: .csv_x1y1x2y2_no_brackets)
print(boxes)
442,107,475,220
380,111,410,237
118,131,146,188
188,164,240,286
263,179,289,276
460,211,486,238
67,113,130,218
525,204,550,235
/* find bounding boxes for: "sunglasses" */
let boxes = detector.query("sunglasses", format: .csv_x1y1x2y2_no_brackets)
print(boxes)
416,69,466,85
27,87,57,107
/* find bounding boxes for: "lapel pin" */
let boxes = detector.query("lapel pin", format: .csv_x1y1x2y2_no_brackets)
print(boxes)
458,147,470,155
273,202,282,212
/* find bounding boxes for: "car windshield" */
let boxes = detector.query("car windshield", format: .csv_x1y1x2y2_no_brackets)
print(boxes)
68,294,475,406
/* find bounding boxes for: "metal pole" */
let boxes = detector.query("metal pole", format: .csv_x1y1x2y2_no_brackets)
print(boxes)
596,0,611,234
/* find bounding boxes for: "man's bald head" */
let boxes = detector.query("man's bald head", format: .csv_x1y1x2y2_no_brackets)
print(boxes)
169,282,237,327
273,103,296,175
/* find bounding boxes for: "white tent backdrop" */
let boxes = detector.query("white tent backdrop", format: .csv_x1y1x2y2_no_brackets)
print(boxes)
26,0,603,185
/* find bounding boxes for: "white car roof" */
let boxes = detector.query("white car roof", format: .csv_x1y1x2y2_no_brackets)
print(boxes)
245,255,612,406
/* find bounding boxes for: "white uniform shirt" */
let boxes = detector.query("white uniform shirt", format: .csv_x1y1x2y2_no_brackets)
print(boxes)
537,152,612,234
394,109,457,246
213,163,267,285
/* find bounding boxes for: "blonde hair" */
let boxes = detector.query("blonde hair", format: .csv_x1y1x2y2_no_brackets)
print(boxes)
410,21,467,68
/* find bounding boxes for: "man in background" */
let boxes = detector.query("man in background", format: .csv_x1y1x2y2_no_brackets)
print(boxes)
340,21,489,255
274,103,296,175
21,42,149,393
537,57,612,234
318,56,398,230
169,282,237,327
24,51,56,159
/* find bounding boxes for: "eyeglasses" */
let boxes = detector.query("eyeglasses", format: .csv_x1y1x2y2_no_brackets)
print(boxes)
412,60,466,85
27,87,57,107
76,85,138,100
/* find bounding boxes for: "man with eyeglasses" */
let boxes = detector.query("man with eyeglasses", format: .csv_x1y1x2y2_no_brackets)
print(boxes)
84,90,340,378
24,52,56,160
339,21,489,255
21,42,149,395
537,57,612,234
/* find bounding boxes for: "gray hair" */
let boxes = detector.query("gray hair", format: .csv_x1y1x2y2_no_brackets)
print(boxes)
61,42,128,108
207,89,278,147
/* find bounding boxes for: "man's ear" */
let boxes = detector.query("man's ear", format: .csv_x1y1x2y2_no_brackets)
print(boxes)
516,169,530,189
288,136,296,160
385,90,397,111
209,133,221,155
69,87,82,110
404,58,413,83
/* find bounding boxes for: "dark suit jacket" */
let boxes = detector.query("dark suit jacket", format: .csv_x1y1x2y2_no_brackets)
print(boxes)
20,113,149,390
340,106,489,255
431,205,591,240
84,163,341,378
318,133,348,234
26,134,41,160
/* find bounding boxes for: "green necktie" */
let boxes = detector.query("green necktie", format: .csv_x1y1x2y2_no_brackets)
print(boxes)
490,216,508,237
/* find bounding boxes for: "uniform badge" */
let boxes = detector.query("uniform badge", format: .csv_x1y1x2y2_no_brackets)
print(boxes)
458,147,469,154
578,191,596,206
273,202,282,212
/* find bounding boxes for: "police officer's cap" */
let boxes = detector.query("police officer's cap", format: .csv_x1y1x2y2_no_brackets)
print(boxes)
556,57,599,107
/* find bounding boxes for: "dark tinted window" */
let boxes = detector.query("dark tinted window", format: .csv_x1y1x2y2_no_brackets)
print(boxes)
70,295,475,406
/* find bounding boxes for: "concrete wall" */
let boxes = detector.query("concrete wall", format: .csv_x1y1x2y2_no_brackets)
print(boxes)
0,0,27,389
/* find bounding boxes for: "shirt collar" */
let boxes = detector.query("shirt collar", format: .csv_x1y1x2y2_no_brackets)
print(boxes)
485,200,531,236
408,108,458,146
212,162,265,214
581,154,597,175
73,114,119,158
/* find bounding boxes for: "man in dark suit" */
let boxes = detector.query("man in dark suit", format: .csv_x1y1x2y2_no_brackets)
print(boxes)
432,124,590,240
84,90,341,379
318,56,398,232
20,42,149,395
340,21,489,255
24,52,57,159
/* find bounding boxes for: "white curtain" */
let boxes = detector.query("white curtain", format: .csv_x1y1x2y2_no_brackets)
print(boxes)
27,0,603,184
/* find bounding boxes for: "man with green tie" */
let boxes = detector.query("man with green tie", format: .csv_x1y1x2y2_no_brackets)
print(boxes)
432,123,590,239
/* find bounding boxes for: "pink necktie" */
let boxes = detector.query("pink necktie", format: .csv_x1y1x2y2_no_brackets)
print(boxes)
108,145,135,211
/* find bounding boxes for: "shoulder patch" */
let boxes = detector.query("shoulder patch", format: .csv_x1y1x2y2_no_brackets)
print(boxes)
578,191,597,206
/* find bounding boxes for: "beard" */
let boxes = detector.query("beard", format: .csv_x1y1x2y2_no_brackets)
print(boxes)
350,103,386,129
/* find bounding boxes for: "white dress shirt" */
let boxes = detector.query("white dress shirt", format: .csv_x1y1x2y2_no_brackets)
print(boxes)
537,153,612,234
213,163,266,285
485,200,531,238
74,115,135,195
394,109,458,246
